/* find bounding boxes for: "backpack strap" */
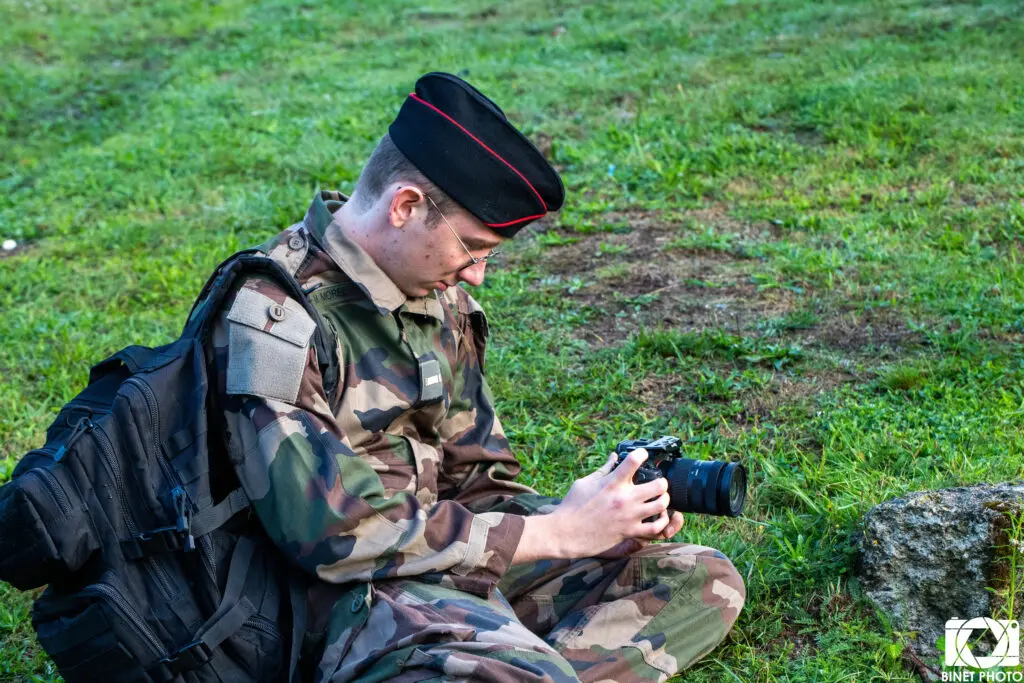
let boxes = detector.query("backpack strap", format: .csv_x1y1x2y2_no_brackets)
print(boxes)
287,574,309,683
148,537,259,681
190,487,250,538
122,486,251,561
88,346,152,383
183,248,263,329
87,343,182,385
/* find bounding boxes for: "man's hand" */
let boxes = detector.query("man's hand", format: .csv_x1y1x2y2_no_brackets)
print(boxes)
512,449,686,564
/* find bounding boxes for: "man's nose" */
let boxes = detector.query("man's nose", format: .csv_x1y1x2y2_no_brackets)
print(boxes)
456,260,487,286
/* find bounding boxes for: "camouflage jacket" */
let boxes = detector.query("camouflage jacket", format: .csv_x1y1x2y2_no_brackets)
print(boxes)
210,191,556,599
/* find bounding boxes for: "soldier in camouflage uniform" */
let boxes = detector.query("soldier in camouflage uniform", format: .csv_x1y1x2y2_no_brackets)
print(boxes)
211,73,745,682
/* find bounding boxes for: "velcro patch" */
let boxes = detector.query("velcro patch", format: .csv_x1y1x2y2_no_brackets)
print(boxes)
225,287,316,403
416,354,444,406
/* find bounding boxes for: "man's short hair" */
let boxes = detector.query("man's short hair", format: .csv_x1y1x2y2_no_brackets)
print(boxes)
353,133,458,228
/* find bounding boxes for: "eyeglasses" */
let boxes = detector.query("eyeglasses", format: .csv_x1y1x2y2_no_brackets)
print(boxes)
424,193,501,269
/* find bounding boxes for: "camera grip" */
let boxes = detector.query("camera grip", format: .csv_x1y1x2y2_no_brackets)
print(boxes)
633,465,666,524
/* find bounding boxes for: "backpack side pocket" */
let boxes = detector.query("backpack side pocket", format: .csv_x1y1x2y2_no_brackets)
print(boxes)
33,575,167,683
0,461,99,590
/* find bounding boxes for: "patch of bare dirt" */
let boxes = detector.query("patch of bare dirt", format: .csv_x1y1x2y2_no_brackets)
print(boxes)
637,368,844,440
799,306,924,355
687,205,783,240
575,278,804,349
633,374,685,418
793,127,827,147
743,118,829,147
805,591,857,620
734,370,855,428
766,626,819,661
979,328,1024,344
515,206,927,357
531,132,553,158
626,365,850,437
724,177,760,198
515,206,793,346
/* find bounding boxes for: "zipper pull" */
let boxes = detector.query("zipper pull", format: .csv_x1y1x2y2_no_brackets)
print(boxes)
54,418,94,462
172,487,195,552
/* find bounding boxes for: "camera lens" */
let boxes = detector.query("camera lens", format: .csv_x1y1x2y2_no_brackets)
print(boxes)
718,462,746,517
663,458,747,517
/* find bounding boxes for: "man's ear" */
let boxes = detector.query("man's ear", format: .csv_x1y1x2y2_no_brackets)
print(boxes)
388,185,425,229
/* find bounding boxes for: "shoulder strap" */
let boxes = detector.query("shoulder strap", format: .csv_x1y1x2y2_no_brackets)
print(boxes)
148,538,260,682
183,248,263,327
184,251,341,409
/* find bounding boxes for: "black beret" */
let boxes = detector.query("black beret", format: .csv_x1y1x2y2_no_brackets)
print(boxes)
389,72,565,238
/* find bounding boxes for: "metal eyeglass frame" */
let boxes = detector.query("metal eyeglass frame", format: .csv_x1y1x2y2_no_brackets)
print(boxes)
424,193,501,269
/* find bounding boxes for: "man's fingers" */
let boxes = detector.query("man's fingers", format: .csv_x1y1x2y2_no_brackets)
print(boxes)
595,452,618,476
638,493,670,520
660,511,685,539
637,510,671,538
633,476,668,500
612,448,648,482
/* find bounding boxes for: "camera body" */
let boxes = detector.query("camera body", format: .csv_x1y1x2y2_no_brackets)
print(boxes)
614,436,747,518
615,436,682,485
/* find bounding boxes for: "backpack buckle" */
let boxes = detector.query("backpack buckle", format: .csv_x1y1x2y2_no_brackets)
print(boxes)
157,640,213,677
172,486,196,552
120,526,187,560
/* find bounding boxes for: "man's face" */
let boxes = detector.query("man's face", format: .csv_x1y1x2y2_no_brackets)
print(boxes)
377,185,505,298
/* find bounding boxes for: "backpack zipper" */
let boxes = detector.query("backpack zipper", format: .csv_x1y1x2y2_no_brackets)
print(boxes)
124,378,174,484
86,582,166,658
54,417,94,462
25,469,72,517
244,614,280,639
92,426,177,601
91,427,137,536
124,377,218,586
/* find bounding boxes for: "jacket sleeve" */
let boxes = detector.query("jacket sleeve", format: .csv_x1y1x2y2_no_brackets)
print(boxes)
212,277,524,596
436,292,561,516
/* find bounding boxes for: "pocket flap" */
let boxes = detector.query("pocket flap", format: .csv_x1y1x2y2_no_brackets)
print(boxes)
227,286,315,347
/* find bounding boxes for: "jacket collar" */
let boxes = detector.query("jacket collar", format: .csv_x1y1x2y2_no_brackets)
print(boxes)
303,190,444,322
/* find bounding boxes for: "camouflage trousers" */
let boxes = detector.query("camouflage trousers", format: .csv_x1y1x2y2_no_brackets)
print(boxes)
313,543,745,682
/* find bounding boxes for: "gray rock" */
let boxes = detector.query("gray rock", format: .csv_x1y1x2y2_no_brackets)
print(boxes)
857,483,1024,657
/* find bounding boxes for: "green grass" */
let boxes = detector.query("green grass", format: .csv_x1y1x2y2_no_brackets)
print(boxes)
3,0,1024,679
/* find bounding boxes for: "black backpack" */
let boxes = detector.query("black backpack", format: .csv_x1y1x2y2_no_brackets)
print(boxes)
0,252,340,682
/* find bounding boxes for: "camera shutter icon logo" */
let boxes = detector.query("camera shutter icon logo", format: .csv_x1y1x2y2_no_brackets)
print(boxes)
944,618,1020,668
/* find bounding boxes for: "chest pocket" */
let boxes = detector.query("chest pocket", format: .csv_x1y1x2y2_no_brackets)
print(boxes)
308,286,455,499
396,312,456,413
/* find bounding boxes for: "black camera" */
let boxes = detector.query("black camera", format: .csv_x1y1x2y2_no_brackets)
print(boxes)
614,436,747,517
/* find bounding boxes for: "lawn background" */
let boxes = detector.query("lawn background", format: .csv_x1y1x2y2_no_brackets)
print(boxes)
2,0,1023,679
